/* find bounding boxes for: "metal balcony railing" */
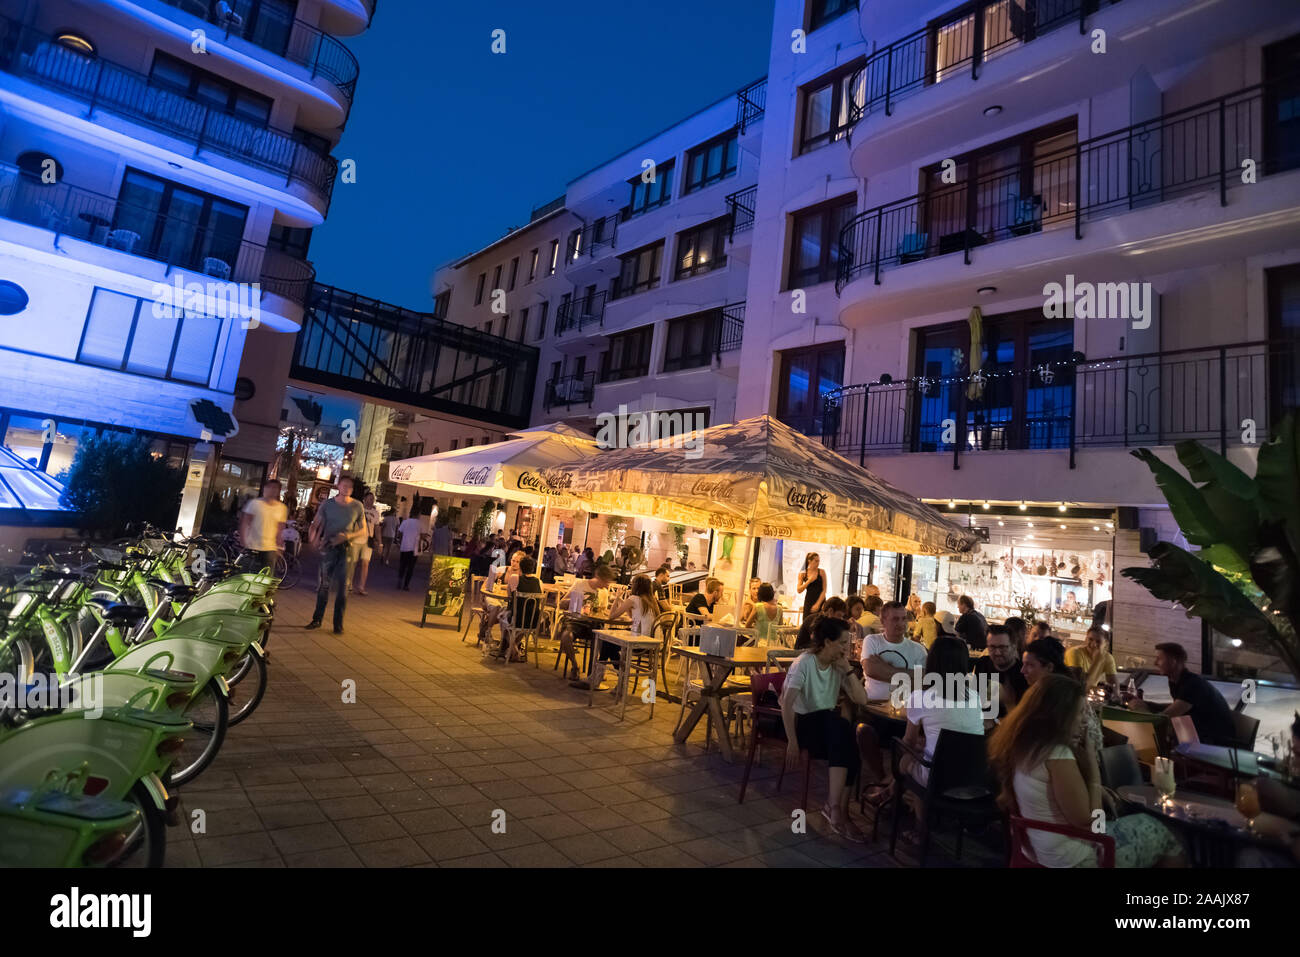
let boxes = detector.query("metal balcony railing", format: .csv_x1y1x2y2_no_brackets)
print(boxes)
726,185,757,240
821,340,1300,470
718,302,745,356
566,214,618,263
157,0,360,107
544,372,595,412
847,0,1119,124
555,291,607,336
836,76,1280,291
0,16,338,204
0,162,315,304
736,78,767,134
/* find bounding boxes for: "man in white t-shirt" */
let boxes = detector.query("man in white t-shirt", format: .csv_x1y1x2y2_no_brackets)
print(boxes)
862,600,928,700
239,479,288,572
396,514,423,591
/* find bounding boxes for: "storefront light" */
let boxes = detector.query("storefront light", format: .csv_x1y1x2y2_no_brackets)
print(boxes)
1058,503,1067,512
948,499,956,509
982,501,990,509
1019,501,1027,510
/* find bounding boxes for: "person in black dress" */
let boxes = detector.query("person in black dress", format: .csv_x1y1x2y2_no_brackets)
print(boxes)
797,552,827,618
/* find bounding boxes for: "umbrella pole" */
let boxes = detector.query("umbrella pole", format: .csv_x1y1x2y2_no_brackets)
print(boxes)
536,497,551,554
734,523,756,625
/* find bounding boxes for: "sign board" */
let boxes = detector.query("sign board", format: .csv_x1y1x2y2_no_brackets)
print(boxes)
421,555,470,628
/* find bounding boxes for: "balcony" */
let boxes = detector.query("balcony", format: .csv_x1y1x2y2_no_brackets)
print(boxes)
836,77,1282,293
822,340,1299,469
849,0,1105,126
566,214,619,264
543,372,595,412
556,291,607,336
726,184,757,239
0,163,314,310
156,0,360,110
736,77,766,134
0,17,337,211
661,302,746,374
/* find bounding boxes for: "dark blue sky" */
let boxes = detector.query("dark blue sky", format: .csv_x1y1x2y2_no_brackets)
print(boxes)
310,0,776,309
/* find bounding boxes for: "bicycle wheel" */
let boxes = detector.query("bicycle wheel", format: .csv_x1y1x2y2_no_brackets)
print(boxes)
0,637,33,722
227,650,267,726
168,678,228,787
277,554,300,590
109,781,166,869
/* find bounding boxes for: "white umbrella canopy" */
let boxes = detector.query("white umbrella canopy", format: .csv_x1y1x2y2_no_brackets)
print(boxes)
546,415,975,555
387,428,596,506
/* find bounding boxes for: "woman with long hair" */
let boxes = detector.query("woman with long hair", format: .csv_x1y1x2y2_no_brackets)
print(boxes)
1065,625,1118,687
797,552,827,618
989,674,1185,867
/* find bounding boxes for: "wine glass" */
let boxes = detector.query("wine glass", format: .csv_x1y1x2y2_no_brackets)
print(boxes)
1152,757,1176,809
1235,780,1261,831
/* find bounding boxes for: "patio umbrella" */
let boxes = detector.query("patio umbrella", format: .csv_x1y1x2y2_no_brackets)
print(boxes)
543,415,977,618
386,424,599,544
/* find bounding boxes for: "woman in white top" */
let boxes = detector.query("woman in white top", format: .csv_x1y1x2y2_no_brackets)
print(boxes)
780,616,869,842
900,635,985,787
990,673,1186,868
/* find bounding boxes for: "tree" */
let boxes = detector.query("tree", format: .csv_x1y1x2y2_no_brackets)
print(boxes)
60,433,185,539
1121,414,1300,682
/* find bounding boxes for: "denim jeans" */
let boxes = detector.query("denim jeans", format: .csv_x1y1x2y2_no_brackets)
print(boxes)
314,544,351,629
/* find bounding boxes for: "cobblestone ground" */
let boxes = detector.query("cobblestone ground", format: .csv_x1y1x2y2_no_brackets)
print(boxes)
165,557,999,867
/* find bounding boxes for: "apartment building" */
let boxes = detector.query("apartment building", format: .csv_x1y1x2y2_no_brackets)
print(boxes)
736,0,1300,686
0,0,375,531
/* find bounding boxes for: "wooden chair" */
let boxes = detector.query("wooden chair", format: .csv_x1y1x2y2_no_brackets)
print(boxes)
652,611,678,700
888,730,1001,865
1008,815,1115,867
461,575,490,643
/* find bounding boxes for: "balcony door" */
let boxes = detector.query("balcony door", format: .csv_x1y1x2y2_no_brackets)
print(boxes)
912,310,1073,451
114,169,248,275
776,342,844,438
1264,33,1300,174
1267,265,1300,423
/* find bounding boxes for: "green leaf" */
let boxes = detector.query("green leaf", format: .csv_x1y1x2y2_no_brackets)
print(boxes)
1255,413,1300,558
1128,449,1246,563
1175,440,1256,500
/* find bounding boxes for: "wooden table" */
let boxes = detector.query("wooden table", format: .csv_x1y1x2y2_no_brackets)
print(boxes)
671,645,770,762
590,630,662,721
560,612,629,674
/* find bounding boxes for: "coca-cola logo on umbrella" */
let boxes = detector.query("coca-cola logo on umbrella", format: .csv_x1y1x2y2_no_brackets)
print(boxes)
517,470,571,494
463,466,492,485
390,465,412,481
786,488,828,515
691,480,734,501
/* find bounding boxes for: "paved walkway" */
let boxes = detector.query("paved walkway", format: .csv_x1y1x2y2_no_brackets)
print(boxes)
165,558,996,867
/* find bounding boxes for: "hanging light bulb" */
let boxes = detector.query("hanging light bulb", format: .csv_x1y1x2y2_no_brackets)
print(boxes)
948,499,956,509
982,501,990,509
1058,503,1067,512
1019,501,1027,511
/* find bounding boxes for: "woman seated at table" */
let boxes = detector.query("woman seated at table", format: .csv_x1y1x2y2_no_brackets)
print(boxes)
561,564,617,684
740,577,762,626
990,673,1187,867
846,596,867,641
1064,625,1118,688
581,574,660,696
499,556,543,661
502,550,526,593
1021,637,1103,761
900,635,985,783
781,615,869,842
744,583,782,643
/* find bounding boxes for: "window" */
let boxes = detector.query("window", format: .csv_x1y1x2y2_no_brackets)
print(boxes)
535,301,549,339
475,273,485,305
149,51,273,125
808,0,857,31
432,290,450,319
548,240,560,275
911,310,1073,451
1266,264,1300,419
268,223,312,260
407,442,424,458
450,439,458,450
612,242,664,300
776,342,845,437
558,293,572,329
675,218,729,280
684,132,739,193
787,195,856,288
114,169,249,276
663,309,723,372
624,159,674,219
466,437,474,447
482,435,490,446
78,287,222,385
528,248,539,282
517,306,528,341
800,63,864,154
492,264,502,293
508,257,519,291
568,227,583,262
549,360,561,383
601,326,654,382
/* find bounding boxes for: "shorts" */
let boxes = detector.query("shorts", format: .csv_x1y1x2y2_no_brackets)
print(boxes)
358,544,373,561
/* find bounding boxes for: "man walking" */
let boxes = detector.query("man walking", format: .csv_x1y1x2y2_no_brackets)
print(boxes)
307,476,367,634
396,511,423,590
239,478,287,572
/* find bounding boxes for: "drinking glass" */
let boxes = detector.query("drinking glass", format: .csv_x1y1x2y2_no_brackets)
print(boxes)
1235,781,1261,831
1152,757,1176,808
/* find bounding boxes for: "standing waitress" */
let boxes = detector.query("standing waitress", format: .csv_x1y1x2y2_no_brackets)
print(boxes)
798,552,827,618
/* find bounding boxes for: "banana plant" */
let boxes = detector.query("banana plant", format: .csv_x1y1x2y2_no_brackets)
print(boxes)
1121,413,1300,682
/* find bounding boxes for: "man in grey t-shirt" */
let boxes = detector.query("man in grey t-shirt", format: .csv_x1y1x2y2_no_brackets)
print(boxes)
307,476,367,633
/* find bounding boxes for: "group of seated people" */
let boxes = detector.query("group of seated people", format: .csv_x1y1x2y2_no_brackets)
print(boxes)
777,605,1297,865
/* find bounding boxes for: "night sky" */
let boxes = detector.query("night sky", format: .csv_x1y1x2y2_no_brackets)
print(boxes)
309,0,776,311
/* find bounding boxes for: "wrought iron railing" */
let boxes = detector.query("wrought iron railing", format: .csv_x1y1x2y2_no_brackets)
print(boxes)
543,372,596,411
0,16,337,204
847,0,1117,125
736,77,767,134
156,0,360,106
726,185,757,239
555,291,607,336
566,214,618,263
821,341,1300,469
0,163,316,298
718,302,745,357
836,77,1274,291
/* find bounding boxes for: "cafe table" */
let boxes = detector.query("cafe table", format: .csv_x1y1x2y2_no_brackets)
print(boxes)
1117,784,1292,866
590,629,663,721
1174,742,1288,780
560,611,630,675
671,645,770,762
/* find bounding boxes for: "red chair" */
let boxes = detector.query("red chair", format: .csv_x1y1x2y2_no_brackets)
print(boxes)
1008,815,1115,868
737,672,817,808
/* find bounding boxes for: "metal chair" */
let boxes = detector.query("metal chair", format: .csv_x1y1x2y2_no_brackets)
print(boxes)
1230,710,1259,750
1099,743,1144,790
502,593,543,666
106,228,139,252
888,730,1000,865
460,575,490,643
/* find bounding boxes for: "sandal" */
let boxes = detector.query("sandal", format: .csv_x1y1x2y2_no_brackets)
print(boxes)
863,783,894,807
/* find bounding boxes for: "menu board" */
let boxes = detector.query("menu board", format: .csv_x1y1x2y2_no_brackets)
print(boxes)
421,555,470,629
